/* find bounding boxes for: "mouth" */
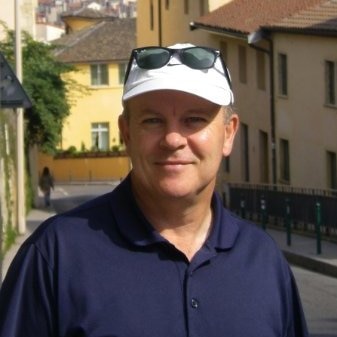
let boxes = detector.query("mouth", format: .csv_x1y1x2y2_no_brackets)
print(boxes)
155,160,192,166
154,160,194,174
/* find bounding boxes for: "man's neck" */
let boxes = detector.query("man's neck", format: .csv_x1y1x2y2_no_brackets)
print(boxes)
133,188,214,261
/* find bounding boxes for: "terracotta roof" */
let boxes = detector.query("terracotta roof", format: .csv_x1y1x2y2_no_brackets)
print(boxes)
267,0,337,34
61,7,112,19
192,0,337,36
53,18,136,63
38,0,53,5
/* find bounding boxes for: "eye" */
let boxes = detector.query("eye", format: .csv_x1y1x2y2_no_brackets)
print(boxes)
142,117,163,124
184,116,208,125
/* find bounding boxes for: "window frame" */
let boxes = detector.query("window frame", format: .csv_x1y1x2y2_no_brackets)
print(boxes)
325,60,337,106
278,53,288,96
91,122,110,151
118,63,128,85
238,45,247,84
90,63,109,86
326,151,337,189
256,50,266,91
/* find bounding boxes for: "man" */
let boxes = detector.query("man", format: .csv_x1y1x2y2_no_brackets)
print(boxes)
0,44,308,336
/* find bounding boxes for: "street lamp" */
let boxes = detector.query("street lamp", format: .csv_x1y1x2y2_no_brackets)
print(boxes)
15,0,26,234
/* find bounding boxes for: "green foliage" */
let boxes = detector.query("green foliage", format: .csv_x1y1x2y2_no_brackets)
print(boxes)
66,145,77,154
2,226,17,255
0,110,17,257
0,24,76,154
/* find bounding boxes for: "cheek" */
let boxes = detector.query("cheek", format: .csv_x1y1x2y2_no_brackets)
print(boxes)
196,126,225,152
127,131,156,158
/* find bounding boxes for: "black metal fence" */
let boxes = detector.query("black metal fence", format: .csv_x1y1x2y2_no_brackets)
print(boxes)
227,184,337,239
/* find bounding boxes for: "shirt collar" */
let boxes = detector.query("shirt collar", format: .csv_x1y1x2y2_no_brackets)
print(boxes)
109,174,239,251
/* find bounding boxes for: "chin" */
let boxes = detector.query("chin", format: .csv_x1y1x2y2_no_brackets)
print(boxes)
156,179,212,200
155,180,192,198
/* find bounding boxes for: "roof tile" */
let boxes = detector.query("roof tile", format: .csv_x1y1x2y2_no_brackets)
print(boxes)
53,18,136,63
193,0,334,34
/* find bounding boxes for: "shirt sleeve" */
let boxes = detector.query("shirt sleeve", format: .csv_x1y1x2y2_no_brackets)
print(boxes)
285,266,309,337
0,243,56,337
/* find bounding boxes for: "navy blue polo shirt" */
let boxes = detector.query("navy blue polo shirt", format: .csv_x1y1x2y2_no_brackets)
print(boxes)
0,175,308,337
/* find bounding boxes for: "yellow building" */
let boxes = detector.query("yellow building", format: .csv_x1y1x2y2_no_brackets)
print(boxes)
136,0,337,191
54,8,136,153
136,0,232,46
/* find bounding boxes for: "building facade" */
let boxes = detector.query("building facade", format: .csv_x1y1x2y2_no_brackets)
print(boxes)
136,0,337,191
53,10,136,153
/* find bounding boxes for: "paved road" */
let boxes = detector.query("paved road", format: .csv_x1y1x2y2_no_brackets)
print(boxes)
18,183,337,337
51,183,118,213
292,266,337,337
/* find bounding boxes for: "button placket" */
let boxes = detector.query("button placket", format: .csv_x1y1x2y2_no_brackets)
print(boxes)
186,266,200,310
191,298,199,309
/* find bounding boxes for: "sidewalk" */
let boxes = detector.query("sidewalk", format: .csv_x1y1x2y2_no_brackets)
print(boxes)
1,207,56,281
267,228,337,278
2,208,337,281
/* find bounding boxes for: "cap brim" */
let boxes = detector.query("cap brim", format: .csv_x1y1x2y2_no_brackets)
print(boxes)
123,77,232,106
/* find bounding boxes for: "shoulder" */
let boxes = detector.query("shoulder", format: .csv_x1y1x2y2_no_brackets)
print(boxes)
21,191,117,264
224,208,274,242
223,208,287,263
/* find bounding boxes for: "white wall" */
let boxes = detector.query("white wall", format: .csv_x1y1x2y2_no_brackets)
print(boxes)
0,0,37,39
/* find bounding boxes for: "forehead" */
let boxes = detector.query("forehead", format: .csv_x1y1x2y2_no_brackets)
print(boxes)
126,89,222,112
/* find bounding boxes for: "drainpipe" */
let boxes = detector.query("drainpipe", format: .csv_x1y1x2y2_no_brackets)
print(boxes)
158,0,162,46
248,31,277,186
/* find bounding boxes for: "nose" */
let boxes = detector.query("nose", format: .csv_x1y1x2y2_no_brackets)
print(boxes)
160,129,187,150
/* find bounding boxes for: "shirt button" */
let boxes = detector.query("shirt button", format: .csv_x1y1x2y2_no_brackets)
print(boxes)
191,298,199,308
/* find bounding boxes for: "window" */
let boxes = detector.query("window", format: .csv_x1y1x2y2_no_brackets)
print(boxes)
238,46,247,84
279,138,290,183
184,0,189,14
325,60,336,105
91,122,109,151
259,130,269,183
327,151,337,189
256,50,266,90
278,53,287,96
90,64,108,86
220,41,228,63
241,123,250,182
118,63,127,84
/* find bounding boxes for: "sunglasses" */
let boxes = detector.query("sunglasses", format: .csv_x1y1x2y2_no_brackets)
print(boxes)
124,46,231,87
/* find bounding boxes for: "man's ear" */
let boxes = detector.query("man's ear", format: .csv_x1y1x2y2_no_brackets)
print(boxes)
223,113,239,157
118,114,130,147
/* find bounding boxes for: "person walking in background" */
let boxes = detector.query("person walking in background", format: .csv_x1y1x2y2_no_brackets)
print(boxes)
39,166,54,207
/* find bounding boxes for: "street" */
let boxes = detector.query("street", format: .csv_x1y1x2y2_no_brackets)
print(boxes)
293,266,337,337
51,183,337,337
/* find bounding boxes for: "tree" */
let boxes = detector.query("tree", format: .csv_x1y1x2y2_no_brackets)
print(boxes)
0,23,76,154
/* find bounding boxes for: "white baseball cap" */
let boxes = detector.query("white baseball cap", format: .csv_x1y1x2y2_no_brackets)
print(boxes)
122,43,234,106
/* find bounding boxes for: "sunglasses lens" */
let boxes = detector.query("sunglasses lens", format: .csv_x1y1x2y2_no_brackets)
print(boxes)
136,48,171,69
181,47,216,69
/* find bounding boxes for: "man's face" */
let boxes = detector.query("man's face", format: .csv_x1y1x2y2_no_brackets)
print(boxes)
119,90,238,201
